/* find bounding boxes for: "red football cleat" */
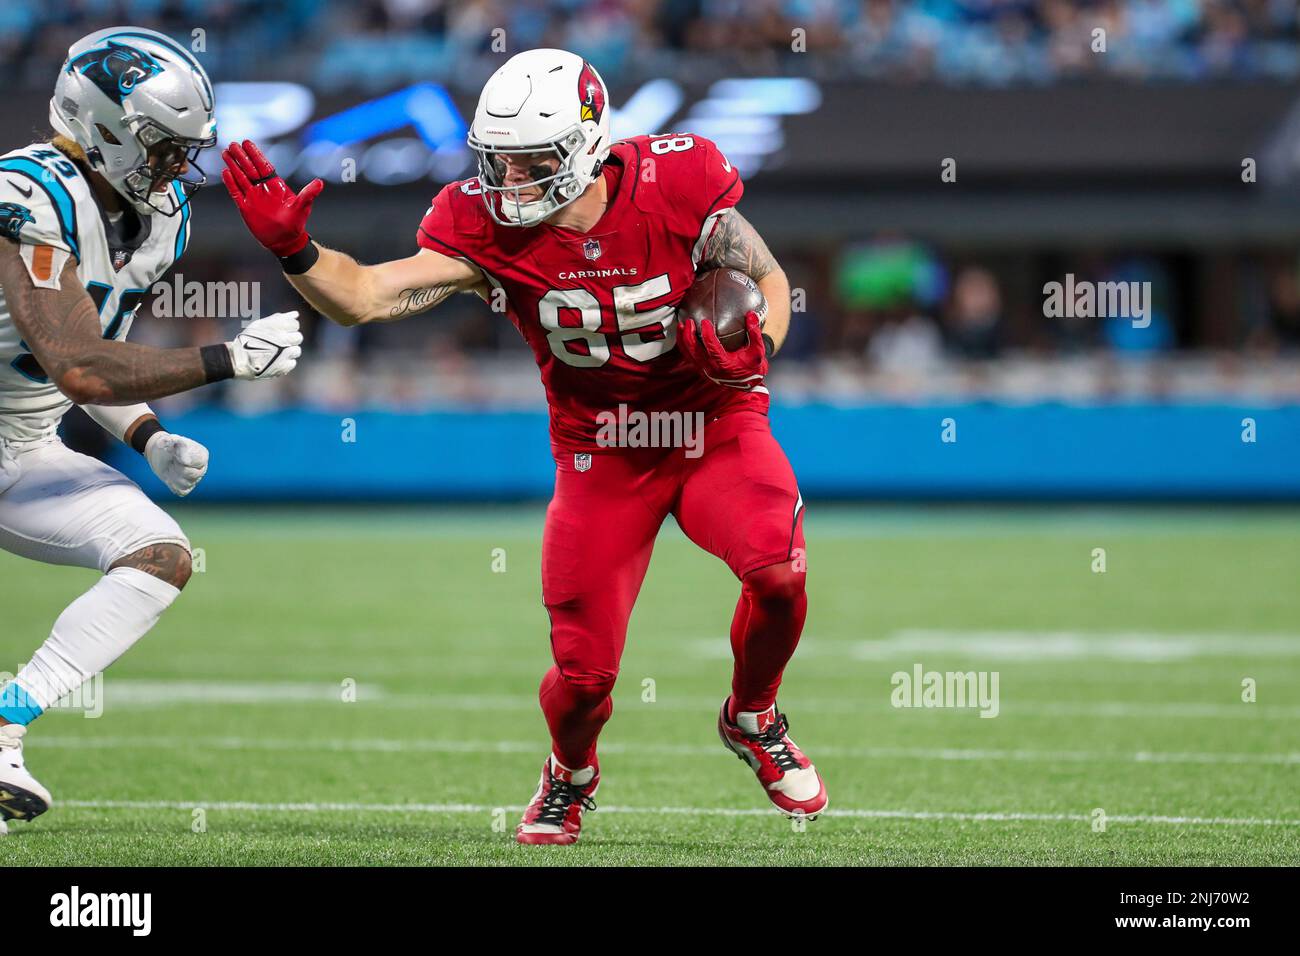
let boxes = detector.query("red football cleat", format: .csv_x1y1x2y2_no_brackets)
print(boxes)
515,754,599,845
718,699,828,819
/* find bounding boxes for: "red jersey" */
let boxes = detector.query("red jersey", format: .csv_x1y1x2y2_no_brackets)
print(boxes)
416,134,767,450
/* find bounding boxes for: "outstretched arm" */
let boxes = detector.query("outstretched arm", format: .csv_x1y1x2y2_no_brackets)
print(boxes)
1,245,208,404
699,209,791,354
0,243,301,406
221,139,482,327
280,245,482,327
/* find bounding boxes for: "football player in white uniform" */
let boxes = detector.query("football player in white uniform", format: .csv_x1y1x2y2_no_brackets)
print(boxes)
0,27,304,833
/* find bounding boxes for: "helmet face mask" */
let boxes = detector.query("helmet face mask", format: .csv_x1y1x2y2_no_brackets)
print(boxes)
469,126,588,227
467,50,610,228
49,27,217,218
121,118,215,216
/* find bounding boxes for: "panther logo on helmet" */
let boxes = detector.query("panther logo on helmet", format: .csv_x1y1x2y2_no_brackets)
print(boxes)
0,202,35,240
578,61,605,126
68,41,163,106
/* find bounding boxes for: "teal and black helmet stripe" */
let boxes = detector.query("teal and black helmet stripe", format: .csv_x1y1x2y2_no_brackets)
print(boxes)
100,30,213,110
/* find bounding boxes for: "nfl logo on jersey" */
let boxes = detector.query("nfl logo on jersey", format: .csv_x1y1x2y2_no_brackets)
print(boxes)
583,239,601,261
574,453,592,472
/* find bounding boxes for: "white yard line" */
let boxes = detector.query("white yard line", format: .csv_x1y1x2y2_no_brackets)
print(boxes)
67,684,1300,720
55,798,1300,827
41,679,1299,721
33,734,1300,766
688,631,1300,662
369,697,1300,720
1006,701,1300,719
858,630,1300,661
93,680,387,705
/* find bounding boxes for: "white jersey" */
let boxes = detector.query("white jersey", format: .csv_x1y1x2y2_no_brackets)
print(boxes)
0,143,191,442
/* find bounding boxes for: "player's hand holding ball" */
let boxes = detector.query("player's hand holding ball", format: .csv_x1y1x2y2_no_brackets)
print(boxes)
227,311,304,380
676,268,769,390
144,432,210,498
221,139,323,257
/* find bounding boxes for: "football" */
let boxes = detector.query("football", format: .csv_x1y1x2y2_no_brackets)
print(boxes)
676,268,768,351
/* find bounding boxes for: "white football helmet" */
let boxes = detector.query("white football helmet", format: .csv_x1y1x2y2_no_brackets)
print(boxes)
468,49,611,227
49,27,217,217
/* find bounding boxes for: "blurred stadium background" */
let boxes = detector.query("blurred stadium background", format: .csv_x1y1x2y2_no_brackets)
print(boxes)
4,0,1299,500
2,3,1299,865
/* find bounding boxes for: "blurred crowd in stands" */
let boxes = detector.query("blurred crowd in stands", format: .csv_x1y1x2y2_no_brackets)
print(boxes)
2,0,1298,90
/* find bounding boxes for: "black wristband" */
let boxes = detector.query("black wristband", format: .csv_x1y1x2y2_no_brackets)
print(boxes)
278,238,319,275
762,333,776,358
130,417,164,456
200,343,235,383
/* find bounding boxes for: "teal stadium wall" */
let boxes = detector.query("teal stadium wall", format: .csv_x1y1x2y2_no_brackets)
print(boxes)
105,403,1300,501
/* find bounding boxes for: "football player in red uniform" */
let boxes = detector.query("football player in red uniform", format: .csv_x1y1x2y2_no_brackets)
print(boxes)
222,48,827,843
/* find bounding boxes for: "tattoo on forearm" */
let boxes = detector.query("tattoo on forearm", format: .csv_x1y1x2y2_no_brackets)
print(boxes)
700,210,778,281
1,244,209,405
389,284,458,317
59,342,209,405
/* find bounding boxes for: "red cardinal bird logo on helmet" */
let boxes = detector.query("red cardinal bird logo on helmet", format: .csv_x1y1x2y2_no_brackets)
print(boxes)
578,61,605,125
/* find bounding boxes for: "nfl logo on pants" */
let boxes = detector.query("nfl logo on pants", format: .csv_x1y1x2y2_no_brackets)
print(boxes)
574,453,592,473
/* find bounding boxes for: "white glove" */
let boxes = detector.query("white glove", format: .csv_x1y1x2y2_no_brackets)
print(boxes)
228,311,303,380
145,432,209,497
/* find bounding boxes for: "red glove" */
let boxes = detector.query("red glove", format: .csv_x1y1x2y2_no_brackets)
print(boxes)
221,140,324,257
676,311,768,390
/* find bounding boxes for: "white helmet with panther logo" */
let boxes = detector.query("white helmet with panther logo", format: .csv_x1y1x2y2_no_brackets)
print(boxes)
468,48,611,227
49,26,217,217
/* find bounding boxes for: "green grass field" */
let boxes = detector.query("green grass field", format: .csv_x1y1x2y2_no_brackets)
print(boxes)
1,504,1297,865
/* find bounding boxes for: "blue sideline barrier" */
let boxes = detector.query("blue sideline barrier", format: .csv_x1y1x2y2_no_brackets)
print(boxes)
106,403,1300,501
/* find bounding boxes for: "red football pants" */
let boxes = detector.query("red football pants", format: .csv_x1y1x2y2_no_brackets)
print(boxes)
539,409,807,769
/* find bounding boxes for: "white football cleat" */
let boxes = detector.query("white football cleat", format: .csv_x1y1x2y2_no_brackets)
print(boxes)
719,699,828,820
515,755,599,845
0,724,53,826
